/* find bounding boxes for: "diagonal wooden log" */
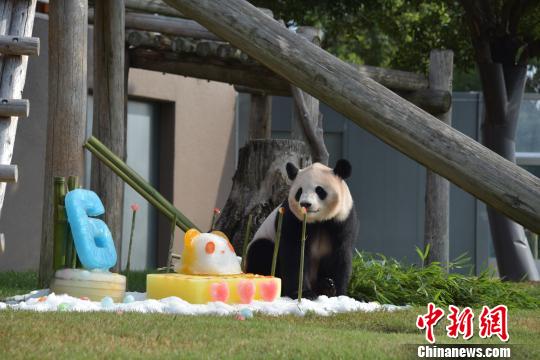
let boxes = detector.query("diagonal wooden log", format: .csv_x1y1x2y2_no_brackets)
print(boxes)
164,0,540,234
0,0,37,217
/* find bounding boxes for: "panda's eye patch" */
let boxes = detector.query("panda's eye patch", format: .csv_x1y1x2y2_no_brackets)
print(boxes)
316,186,327,200
295,188,302,202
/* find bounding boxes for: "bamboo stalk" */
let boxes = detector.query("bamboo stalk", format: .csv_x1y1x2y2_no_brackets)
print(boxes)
85,136,198,231
210,208,220,231
52,177,67,270
270,207,284,277
67,176,79,268
84,140,197,232
241,214,252,272
86,142,175,220
298,207,307,302
166,215,177,273
126,204,138,274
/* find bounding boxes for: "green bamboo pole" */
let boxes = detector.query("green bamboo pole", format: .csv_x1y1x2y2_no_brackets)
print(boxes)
270,207,284,277
84,141,197,232
166,215,177,273
52,177,68,270
85,136,197,231
241,214,253,272
298,207,307,302
67,176,79,268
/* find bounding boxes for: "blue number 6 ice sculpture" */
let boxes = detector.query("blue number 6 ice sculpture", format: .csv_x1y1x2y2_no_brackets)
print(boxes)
65,189,117,270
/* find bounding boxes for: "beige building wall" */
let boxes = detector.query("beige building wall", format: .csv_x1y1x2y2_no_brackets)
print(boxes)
128,69,237,254
0,15,237,271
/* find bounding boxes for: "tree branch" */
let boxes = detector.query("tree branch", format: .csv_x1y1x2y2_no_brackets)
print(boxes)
291,87,329,165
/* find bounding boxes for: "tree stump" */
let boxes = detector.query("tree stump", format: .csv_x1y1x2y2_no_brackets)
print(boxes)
215,139,311,253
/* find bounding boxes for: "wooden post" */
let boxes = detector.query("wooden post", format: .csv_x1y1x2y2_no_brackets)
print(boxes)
424,50,453,268
0,0,37,216
291,27,328,165
91,0,126,272
164,0,540,234
248,93,271,139
39,0,88,287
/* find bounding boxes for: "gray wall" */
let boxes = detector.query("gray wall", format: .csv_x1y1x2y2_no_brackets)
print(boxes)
238,92,488,273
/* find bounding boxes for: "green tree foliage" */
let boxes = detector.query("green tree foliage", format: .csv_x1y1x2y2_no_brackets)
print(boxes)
250,1,540,90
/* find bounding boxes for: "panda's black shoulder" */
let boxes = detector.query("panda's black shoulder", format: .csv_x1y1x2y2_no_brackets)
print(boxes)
327,202,359,237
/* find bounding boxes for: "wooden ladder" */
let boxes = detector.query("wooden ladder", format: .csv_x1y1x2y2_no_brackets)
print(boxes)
0,0,38,243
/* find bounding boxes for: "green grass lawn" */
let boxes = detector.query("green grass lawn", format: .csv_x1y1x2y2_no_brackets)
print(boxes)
1,272,539,359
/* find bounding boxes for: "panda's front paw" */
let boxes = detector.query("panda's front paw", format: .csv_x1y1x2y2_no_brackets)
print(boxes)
316,277,336,297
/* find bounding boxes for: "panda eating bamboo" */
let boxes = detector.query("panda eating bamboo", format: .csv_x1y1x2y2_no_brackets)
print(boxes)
246,159,359,299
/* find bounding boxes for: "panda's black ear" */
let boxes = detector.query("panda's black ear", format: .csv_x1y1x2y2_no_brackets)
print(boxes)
286,162,299,180
334,159,351,179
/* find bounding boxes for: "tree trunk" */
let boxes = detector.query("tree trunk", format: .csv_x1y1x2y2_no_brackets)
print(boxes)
39,0,88,287
214,139,311,253
479,63,539,280
91,0,125,272
248,93,271,139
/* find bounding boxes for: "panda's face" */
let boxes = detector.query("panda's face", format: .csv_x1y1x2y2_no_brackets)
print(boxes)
286,160,353,223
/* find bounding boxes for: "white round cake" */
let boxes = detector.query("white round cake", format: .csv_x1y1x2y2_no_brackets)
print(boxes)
51,268,126,302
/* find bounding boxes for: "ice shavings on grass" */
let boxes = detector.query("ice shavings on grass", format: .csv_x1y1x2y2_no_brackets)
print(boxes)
0,291,407,316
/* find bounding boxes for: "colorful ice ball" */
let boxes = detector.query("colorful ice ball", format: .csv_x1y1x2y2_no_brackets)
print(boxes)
239,308,253,319
101,296,114,308
123,294,135,304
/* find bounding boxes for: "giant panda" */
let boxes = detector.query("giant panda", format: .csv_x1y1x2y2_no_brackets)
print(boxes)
245,159,359,299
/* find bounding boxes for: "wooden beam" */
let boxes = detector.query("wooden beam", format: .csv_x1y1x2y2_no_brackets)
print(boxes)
91,0,126,272
126,11,220,41
399,88,451,115
0,164,18,182
354,64,428,92
129,48,292,96
164,0,540,233
39,0,88,288
126,0,185,18
0,35,39,56
124,0,274,20
0,0,37,216
126,30,449,113
424,50,453,268
0,99,29,117
90,9,220,41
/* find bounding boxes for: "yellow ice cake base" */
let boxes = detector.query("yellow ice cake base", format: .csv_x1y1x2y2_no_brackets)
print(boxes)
147,273,281,304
